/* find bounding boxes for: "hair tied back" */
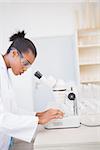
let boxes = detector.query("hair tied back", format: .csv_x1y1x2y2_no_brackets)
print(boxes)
10,30,26,42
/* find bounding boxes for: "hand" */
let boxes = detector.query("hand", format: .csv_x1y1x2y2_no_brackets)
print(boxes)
36,108,64,125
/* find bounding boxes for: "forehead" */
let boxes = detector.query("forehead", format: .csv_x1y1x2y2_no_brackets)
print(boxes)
22,50,36,64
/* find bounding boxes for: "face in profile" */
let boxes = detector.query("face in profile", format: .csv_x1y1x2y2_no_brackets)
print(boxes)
9,49,36,75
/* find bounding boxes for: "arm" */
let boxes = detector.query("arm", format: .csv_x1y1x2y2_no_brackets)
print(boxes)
0,107,38,142
0,107,63,142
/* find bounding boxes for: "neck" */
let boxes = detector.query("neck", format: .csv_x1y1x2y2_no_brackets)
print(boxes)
3,53,11,69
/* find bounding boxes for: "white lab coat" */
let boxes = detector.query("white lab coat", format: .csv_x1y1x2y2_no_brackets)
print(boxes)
0,54,38,149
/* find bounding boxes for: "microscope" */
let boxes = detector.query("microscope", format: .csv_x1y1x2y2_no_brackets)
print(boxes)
34,71,80,129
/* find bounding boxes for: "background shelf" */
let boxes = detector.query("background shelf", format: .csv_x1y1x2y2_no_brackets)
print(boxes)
77,28,100,84
78,44,100,48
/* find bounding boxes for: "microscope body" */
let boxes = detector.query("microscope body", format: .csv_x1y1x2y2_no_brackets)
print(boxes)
45,83,80,129
34,71,80,129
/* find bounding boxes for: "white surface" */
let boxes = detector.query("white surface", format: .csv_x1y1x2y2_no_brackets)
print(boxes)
34,124,100,150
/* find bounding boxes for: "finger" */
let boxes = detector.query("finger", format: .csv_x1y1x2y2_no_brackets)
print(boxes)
49,109,64,116
54,112,64,117
54,114,63,119
50,115,58,120
57,110,64,116
49,109,59,115
49,113,64,121
57,109,64,113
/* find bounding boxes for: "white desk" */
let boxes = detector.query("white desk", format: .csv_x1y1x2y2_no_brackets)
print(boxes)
34,125,100,150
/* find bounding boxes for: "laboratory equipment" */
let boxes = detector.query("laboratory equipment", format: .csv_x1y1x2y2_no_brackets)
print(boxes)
34,71,80,129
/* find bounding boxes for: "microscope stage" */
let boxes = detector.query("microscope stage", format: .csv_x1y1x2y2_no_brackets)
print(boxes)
44,116,80,129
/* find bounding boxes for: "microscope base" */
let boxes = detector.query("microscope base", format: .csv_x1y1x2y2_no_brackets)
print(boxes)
44,116,80,129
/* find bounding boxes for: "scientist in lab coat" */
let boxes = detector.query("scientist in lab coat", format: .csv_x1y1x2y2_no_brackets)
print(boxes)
0,31,64,150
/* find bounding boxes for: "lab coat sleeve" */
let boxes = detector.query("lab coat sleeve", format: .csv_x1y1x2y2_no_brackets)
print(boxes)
0,73,38,142
0,110,39,142
10,100,36,116
1,86,36,116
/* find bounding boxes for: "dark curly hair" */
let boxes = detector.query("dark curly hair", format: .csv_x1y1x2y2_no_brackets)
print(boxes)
7,30,37,57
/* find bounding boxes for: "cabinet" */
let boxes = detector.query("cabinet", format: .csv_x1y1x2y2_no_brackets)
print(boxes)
77,28,100,84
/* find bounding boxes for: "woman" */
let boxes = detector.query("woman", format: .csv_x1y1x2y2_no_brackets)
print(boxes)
0,31,64,150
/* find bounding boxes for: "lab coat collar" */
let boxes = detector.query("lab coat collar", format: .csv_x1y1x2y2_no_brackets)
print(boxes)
0,53,8,71
0,53,11,84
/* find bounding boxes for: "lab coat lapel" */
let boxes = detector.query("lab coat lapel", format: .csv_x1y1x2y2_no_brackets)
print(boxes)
0,54,11,150
0,54,14,112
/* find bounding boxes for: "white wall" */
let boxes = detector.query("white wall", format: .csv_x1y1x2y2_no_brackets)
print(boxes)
0,2,79,111
0,3,78,51
32,35,78,111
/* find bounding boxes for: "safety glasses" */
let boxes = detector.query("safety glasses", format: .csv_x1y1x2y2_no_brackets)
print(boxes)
10,47,31,69
18,51,31,69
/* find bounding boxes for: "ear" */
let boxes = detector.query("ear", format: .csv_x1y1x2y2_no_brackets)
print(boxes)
10,49,19,58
